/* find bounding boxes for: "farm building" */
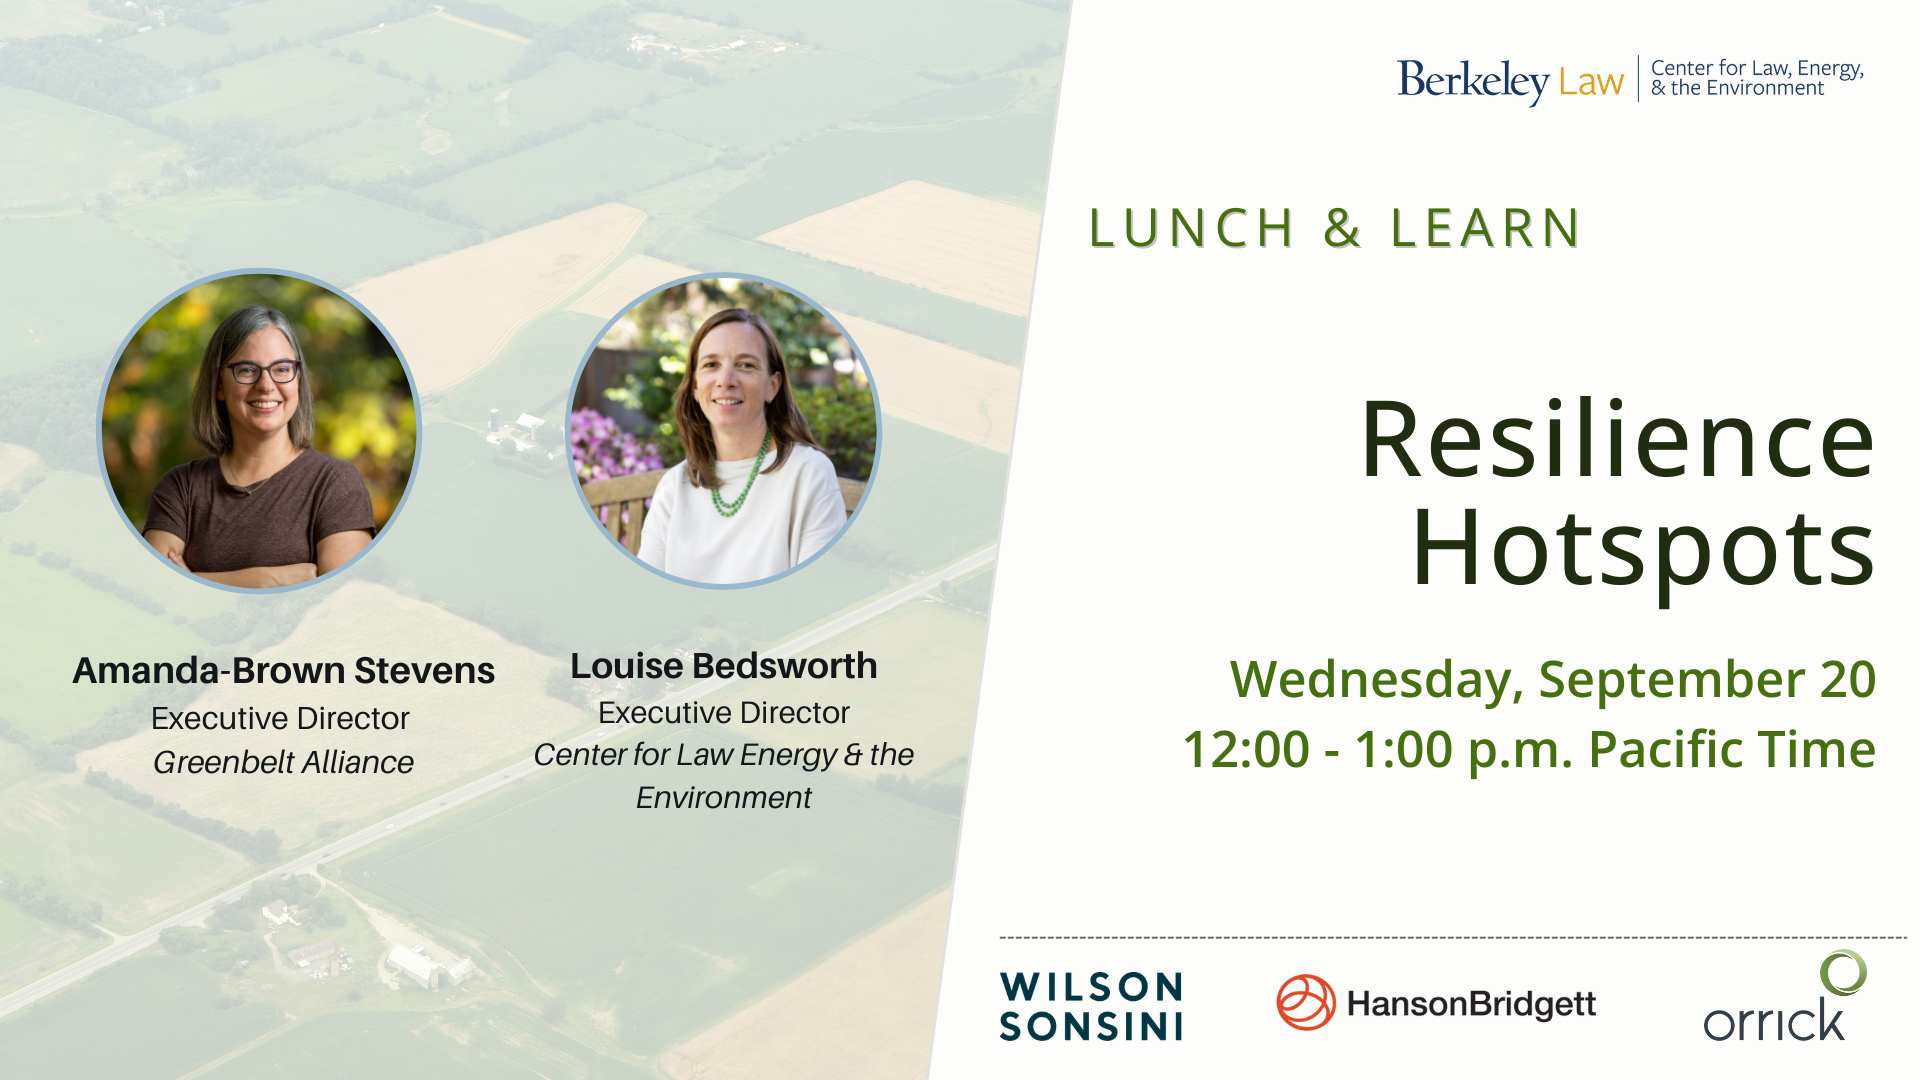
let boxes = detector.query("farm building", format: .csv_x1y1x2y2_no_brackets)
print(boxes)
286,940,335,966
388,945,438,989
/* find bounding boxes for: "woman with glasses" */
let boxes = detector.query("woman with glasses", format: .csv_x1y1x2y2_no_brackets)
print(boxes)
142,305,375,588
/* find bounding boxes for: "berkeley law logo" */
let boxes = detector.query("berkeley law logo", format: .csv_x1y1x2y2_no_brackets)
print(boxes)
1396,60,1630,108
1276,974,1336,1031
1398,61,1550,107
1701,949,1867,1042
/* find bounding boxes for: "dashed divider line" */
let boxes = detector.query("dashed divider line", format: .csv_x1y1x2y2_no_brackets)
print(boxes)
998,935,1907,941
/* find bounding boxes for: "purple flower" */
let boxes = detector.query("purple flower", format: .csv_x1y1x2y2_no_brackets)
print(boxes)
572,409,664,523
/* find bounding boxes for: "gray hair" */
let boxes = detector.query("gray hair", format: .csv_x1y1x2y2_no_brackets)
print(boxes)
189,305,314,455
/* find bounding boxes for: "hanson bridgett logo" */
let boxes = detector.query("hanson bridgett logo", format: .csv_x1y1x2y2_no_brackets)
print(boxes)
1277,974,1336,1030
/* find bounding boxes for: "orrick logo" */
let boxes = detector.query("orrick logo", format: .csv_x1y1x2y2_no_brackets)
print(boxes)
1820,950,1867,997
1276,974,1335,1031
1701,950,1863,1042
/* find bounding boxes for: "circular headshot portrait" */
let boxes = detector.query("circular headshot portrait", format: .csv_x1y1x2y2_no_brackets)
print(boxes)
570,277,877,587
101,273,416,591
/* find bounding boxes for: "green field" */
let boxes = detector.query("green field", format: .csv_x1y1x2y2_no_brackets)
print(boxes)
636,50,939,153
0,555,208,742
119,185,475,285
418,121,708,233
202,1001,646,1080
845,418,1010,571
698,110,1057,234
676,0,1067,78
151,46,427,138
0,894,97,998
0,0,113,38
861,72,1040,126
466,53,693,133
289,110,446,183
0,774,249,931
438,308,605,424
0,215,184,369
331,12,527,92
104,20,228,71
0,88,179,216
609,162,749,221
3,470,236,621
300,54,694,184
112,0,403,71
647,224,1031,364
0,953,285,1078
334,761,957,1055
0,744,34,793
480,0,606,24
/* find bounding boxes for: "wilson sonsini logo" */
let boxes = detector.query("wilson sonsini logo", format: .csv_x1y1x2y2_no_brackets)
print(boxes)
1701,950,1867,1042
997,970,1184,1043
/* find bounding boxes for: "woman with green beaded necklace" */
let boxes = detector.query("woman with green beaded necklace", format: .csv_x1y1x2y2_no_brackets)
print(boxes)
637,308,847,584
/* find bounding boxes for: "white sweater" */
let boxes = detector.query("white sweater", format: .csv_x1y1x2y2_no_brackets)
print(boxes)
638,444,847,584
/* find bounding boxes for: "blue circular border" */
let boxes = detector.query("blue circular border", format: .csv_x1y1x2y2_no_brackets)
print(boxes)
94,267,426,596
566,272,882,591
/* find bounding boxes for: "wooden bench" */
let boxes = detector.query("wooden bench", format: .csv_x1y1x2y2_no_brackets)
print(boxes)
582,469,866,554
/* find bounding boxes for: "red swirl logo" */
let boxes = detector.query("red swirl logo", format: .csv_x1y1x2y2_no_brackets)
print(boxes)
1277,974,1335,1031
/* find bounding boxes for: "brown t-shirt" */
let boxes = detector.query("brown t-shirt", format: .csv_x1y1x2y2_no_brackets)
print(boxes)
145,451,376,573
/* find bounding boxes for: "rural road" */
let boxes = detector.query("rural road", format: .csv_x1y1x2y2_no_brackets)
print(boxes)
0,543,996,1020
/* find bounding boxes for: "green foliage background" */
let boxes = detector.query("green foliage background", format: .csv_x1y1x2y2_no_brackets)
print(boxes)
600,278,876,480
102,274,417,530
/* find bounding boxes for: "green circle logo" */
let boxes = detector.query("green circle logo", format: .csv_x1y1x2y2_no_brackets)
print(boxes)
1820,949,1867,996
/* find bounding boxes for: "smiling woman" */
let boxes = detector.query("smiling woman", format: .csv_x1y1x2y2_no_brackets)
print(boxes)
142,306,374,588
639,309,846,583
104,274,417,591
571,279,876,586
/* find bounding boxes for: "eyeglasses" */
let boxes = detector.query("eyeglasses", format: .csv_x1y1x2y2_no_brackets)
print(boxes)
223,360,301,385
